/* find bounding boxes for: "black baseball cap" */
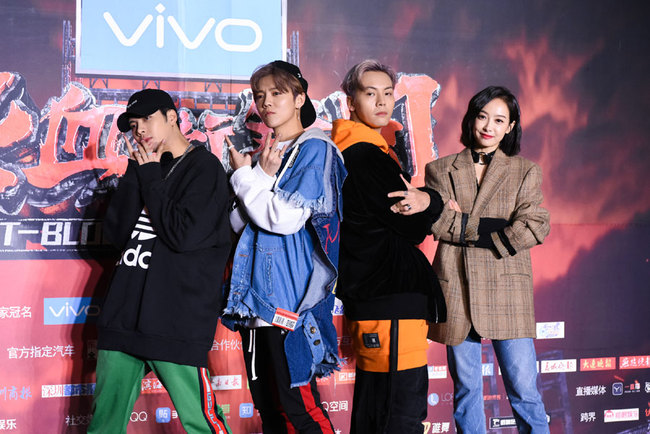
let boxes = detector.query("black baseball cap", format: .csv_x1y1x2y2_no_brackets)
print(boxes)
270,61,317,128
117,89,177,132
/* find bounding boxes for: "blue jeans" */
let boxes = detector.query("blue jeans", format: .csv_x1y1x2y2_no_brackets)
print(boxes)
447,335,549,434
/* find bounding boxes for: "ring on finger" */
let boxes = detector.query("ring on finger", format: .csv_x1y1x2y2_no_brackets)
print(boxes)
404,204,412,211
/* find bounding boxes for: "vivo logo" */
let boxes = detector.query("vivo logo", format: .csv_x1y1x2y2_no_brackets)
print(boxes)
103,4,262,52
44,297,100,325
77,0,284,79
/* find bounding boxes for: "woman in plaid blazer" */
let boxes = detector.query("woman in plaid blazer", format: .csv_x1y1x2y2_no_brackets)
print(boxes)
424,86,551,434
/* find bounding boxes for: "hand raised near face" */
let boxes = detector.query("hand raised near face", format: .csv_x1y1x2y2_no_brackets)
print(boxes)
226,135,252,171
123,133,161,165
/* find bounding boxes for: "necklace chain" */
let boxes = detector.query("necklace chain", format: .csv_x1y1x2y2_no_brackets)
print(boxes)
163,144,194,181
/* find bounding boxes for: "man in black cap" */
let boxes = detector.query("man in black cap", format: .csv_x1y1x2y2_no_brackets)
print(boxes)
88,89,232,434
221,61,347,433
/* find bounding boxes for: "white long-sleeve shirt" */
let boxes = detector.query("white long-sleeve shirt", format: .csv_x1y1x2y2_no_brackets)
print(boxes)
229,144,311,235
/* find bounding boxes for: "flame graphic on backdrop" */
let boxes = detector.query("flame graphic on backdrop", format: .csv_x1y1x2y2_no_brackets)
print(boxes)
505,37,649,283
504,37,593,212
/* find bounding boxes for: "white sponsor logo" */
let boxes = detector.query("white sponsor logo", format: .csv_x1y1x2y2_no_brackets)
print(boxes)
211,375,242,390
491,415,550,428
427,365,448,380
540,359,577,373
604,408,639,423
536,321,565,339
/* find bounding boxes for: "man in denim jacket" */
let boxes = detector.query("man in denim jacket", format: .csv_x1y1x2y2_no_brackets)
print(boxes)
222,61,347,433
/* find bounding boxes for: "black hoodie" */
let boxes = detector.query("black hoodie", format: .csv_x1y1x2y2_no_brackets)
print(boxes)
97,146,231,367
331,119,446,323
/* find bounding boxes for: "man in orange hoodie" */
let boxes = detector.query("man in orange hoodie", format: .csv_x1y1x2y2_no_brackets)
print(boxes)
331,60,446,433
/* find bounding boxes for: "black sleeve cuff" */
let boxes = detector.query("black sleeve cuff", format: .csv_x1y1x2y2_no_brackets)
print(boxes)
418,187,444,221
478,217,509,234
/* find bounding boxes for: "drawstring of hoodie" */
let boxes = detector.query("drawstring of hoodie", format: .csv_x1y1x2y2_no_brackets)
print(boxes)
248,328,258,381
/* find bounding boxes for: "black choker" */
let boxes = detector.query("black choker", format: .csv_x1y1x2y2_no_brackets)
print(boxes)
471,149,496,165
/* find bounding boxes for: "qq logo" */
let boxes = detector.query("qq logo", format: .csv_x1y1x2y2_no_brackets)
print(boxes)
130,411,148,423
44,297,100,325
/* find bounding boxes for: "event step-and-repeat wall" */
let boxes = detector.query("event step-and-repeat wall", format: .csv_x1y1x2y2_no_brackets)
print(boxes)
1,0,649,433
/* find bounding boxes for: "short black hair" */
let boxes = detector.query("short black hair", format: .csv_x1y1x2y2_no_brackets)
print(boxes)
460,86,522,156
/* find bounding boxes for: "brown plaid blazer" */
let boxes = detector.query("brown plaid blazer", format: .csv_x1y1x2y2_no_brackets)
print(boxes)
425,148,550,346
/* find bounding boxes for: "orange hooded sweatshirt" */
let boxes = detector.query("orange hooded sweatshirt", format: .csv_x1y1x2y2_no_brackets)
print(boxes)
331,119,391,154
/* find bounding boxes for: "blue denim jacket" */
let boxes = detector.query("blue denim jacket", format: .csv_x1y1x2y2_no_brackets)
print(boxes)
223,129,347,387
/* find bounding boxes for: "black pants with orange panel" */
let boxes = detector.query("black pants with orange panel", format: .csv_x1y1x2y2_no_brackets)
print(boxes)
240,327,334,434
346,305,430,434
